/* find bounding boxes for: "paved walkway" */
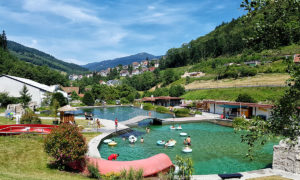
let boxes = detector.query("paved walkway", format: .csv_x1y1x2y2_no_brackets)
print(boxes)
192,168,300,180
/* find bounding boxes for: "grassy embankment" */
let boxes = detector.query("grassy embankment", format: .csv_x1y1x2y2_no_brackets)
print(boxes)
184,73,289,90
0,132,100,180
182,86,286,103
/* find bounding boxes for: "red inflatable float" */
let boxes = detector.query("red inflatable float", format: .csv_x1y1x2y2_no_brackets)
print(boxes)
0,124,57,135
87,153,173,177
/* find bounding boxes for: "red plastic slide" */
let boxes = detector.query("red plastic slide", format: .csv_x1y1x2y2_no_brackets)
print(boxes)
0,124,57,135
87,153,173,177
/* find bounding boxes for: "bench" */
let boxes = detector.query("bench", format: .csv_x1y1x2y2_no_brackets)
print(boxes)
218,173,243,179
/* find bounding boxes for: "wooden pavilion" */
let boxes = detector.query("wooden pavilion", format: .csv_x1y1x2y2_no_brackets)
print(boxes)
58,105,77,123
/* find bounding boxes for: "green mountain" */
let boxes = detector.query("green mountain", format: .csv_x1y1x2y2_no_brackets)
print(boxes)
160,0,300,69
83,52,161,71
0,48,69,86
7,40,88,74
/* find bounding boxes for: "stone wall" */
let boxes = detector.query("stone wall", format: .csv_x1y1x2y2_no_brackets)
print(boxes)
273,138,300,174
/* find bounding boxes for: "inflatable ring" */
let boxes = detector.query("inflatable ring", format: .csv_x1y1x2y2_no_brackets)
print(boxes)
157,140,166,146
182,148,192,153
103,139,112,144
108,141,117,146
180,132,187,136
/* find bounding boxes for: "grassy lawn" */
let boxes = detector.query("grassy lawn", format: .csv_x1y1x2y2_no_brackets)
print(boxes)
185,73,289,90
0,133,102,180
0,116,15,125
182,86,287,103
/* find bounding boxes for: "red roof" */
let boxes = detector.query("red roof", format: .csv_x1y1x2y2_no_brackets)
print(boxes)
149,67,156,72
203,100,273,109
61,86,79,94
294,54,300,63
132,62,139,66
78,94,84,98
142,96,183,102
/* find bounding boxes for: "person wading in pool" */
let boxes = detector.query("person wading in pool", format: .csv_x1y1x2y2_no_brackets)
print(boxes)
115,118,118,132
186,136,191,146
108,153,119,160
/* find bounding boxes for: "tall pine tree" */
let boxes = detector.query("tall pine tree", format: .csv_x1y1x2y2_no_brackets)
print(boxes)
0,30,7,50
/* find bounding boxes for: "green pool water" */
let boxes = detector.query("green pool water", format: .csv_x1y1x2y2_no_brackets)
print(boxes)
99,122,278,175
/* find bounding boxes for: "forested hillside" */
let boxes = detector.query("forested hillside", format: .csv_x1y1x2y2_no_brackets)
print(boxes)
160,0,300,69
7,41,88,74
0,48,69,86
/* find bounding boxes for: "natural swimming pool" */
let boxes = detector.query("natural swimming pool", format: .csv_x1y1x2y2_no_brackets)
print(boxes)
75,106,172,121
99,122,278,175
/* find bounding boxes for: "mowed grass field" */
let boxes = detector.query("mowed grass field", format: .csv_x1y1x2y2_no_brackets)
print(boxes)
0,116,101,180
185,73,289,90
182,86,287,103
0,132,100,180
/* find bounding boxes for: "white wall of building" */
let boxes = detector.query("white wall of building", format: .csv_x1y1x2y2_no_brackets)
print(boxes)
0,76,46,106
252,107,272,119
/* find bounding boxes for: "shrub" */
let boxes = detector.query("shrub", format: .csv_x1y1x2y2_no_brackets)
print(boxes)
236,93,257,103
70,91,80,100
20,111,41,124
233,117,249,130
174,108,190,117
195,111,202,115
120,97,130,104
118,168,144,180
51,92,68,107
185,76,191,85
126,94,135,103
82,92,95,106
128,168,135,180
169,85,185,97
106,100,116,105
175,155,193,180
87,164,101,179
135,169,144,180
155,106,170,113
0,92,19,107
44,123,87,170
102,172,120,180
143,103,155,110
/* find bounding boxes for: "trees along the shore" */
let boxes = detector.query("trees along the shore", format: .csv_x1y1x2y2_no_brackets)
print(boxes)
169,85,185,97
70,91,80,100
51,92,68,107
233,63,300,159
82,91,95,106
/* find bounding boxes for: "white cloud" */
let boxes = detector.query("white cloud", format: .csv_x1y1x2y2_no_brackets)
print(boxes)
22,0,103,24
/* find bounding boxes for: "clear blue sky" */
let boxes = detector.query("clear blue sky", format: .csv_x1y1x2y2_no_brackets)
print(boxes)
0,0,245,65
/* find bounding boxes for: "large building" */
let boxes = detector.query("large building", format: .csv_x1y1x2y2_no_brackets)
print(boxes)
142,96,183,107
203,100,273,120
0,75,66,107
